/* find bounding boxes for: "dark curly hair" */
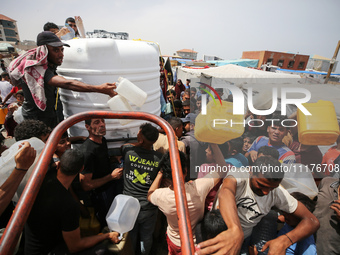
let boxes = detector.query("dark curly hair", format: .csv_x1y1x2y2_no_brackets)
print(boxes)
140,123,159,143
14,120,51,141
158,151,187,180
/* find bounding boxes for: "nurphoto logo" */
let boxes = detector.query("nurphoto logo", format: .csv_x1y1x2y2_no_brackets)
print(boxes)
198,83,312,128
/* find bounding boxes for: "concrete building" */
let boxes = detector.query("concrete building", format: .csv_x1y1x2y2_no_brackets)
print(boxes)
176,49,198,60
306,54,338,72
0,14,20,44
242,50,309,70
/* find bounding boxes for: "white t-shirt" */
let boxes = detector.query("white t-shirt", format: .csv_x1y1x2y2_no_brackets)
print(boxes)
214,171,298,238
150,178,215,246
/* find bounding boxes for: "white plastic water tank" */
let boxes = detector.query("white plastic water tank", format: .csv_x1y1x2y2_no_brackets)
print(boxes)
57,38,161,148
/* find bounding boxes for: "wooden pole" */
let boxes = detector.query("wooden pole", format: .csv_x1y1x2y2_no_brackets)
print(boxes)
324,40,340,84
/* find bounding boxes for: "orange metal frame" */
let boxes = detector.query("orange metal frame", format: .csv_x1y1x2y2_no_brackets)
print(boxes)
0,111,195,255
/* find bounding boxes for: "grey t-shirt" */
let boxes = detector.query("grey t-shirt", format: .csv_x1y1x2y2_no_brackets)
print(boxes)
122,144,163,211
314,177,340,255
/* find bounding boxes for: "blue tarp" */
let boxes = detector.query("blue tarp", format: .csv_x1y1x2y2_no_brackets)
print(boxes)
206,59,259,68
169,58,259,68
277,68,340,76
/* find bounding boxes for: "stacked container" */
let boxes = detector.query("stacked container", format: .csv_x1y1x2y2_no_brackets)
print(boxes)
57,38,160,148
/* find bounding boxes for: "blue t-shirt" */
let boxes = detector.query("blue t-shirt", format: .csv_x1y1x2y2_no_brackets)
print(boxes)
248,136,296,164
278,223,316,255
225,153,249,167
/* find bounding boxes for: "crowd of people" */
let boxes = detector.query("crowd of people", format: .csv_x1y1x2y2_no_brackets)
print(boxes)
0,18,339,255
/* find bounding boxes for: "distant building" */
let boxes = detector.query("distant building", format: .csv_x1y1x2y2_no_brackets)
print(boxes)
242,50,309,70
203,55,223,61
176,49,198,60
0,14,20,43
306,54,338,72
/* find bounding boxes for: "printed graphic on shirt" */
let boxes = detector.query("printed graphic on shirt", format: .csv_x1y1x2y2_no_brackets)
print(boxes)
237,197,264,220
126,155,159,185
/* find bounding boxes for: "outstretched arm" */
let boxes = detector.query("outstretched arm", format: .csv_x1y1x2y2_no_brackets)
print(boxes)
261,201,320,254
79,168,123,191
0,142,36,215
0,91,15,106
47,75,117,97
63,227,120,253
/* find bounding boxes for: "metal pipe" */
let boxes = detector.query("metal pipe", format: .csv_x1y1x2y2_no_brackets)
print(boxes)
0,111,195,255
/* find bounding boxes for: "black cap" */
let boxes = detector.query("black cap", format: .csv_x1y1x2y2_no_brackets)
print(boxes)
36,31,70,47
181,113,197,124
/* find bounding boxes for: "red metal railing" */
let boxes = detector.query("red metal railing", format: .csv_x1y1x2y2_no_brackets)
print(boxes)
0,111,195,255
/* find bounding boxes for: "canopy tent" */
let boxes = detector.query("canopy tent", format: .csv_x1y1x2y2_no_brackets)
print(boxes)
177,64,303,88
177,64,340,118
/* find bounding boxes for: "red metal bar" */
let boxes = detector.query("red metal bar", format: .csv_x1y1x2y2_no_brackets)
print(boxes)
0,111,195,255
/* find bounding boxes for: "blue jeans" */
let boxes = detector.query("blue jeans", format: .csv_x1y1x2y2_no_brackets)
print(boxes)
129,208,158,255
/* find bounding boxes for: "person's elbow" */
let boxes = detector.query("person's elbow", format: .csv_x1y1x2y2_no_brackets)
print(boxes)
80,180,93,191
303,213,320,234
310,216,320,233
146,192,153,202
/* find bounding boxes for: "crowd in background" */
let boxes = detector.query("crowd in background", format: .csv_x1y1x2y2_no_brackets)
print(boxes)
0,23,339,255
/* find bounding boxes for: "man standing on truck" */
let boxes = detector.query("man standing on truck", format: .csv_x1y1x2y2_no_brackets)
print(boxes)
25,149,121,254
121,123,163,255
8,31,117,129
79,118,123,227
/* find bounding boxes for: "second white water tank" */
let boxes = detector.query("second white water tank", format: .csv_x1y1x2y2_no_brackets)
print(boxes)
57,38,161,148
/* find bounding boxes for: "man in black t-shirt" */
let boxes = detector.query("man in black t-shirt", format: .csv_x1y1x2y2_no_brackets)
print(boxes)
9,31,117,129
25,149,120,255
80,118,123,227
121,123,162,255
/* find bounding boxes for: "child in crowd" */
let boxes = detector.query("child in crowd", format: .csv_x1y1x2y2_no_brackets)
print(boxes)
148,147,226,254
197,142,229,211
242,132,256,155
224,137,249,167
201,209,228,241
195,209,228,248
4,90,24,137
52,132,71,165
257,145,280,160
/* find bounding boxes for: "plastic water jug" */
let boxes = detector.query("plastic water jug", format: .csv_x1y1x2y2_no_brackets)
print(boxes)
280,163,318,200
0,137,45,201
60,24,75,41
13,106,24,124
116,77,147,107
106,194,140,239
107,95,133,125
297,100,339,145
195,100,244,144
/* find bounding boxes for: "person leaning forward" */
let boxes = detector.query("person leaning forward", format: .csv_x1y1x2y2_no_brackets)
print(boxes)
8,31,117,129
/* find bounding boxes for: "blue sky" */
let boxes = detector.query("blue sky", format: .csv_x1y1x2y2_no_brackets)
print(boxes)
2,0,340,70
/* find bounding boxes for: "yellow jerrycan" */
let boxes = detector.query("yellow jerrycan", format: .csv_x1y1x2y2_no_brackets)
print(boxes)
195,100,244,144
297,100,339,145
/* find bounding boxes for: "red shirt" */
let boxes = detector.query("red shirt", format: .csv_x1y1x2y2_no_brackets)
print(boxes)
10,86,19,94
321,146,340,175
